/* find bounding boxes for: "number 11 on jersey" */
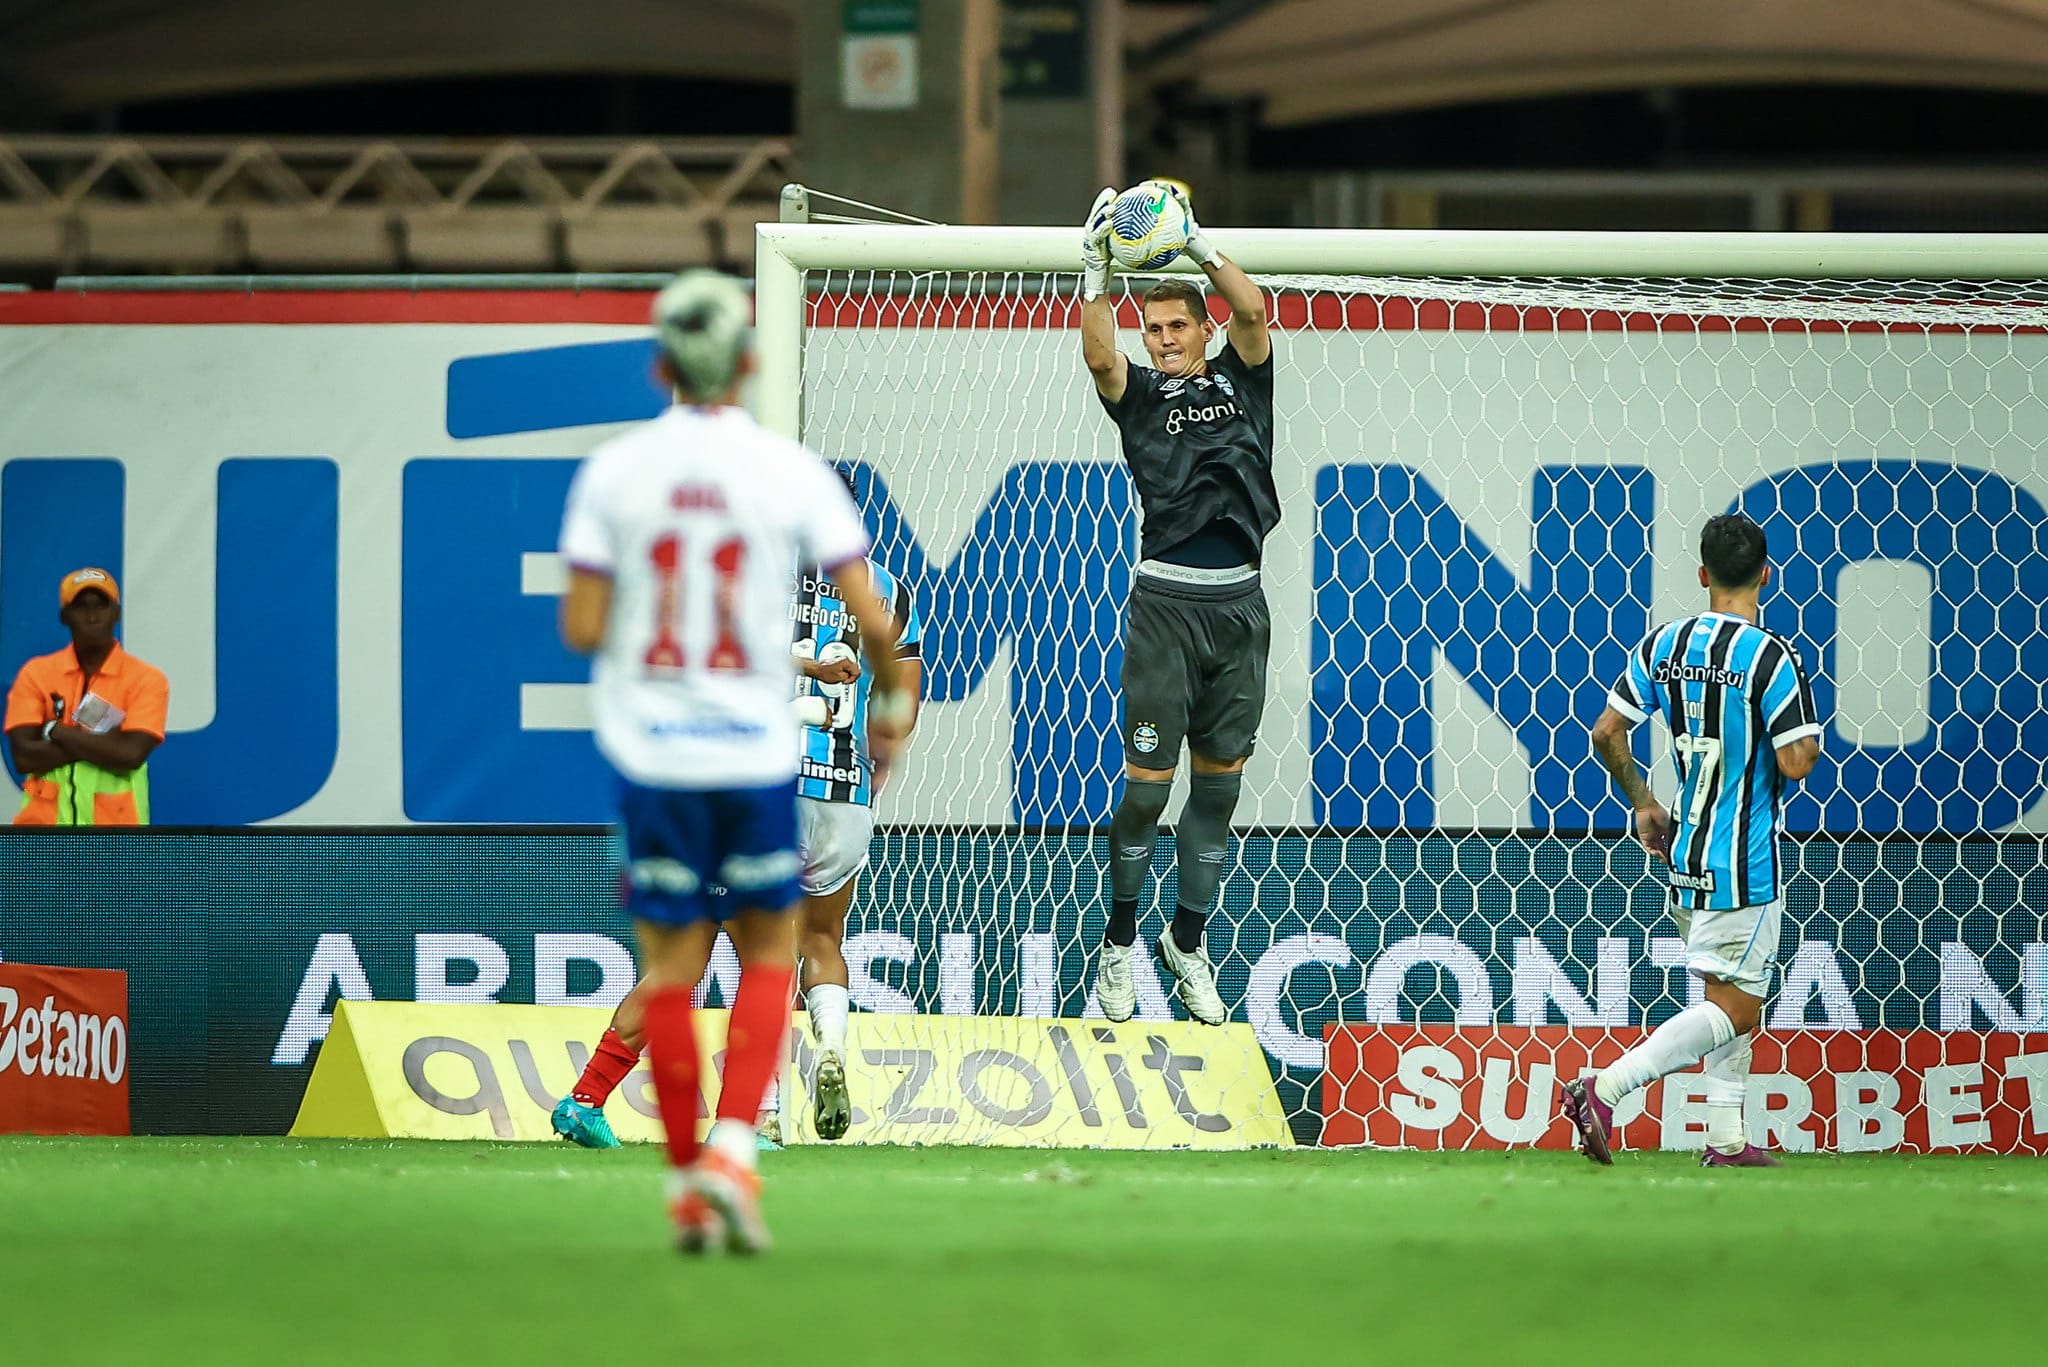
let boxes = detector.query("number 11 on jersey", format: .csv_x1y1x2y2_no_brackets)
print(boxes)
643,531,751,675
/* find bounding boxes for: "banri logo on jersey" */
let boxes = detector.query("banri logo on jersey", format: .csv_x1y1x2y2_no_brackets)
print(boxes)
1164,399,1241,436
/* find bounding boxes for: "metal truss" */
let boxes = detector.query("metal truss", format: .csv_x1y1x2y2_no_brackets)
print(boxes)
0,135,797,275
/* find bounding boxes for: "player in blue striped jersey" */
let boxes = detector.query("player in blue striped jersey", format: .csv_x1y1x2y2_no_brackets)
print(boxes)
771,544,922,1141
792,558,923,807
1563,514,1821,1168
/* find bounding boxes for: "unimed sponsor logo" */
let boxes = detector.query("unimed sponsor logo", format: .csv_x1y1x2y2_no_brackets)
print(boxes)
0,984,126,1083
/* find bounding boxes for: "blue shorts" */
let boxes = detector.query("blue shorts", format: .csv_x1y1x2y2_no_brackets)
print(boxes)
616,778,803,927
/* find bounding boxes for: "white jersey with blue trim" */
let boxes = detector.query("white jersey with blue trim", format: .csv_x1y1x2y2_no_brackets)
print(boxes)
558,406,870,790
1608,611,1821,911
791,559,922,806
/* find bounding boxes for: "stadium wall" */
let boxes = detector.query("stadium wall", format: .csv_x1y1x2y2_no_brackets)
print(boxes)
1,828,2039,1140
2,292,2044,1145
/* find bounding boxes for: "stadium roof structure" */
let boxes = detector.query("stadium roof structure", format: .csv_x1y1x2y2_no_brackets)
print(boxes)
5,0,2048,126
1135,0,2048,126
0,0,793,116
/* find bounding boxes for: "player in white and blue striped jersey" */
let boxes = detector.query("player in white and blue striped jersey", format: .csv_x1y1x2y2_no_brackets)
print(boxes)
1563,514,1821,1168
773,533,922,1141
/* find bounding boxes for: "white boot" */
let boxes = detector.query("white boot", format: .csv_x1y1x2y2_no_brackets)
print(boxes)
1095,941,1137,1022
1155,933,1227,1025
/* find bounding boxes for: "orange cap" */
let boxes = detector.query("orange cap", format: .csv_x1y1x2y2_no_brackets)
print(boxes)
59,567,120,608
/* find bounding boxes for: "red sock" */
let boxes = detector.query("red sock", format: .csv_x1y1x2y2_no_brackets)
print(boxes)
717,964,795,1127
642,986,703,1167
570,1027,640,1107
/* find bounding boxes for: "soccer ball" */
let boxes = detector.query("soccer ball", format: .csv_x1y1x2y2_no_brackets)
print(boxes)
1106,183,1191,271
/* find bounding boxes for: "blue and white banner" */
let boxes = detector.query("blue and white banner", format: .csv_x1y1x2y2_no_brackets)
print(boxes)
3,295,2045,831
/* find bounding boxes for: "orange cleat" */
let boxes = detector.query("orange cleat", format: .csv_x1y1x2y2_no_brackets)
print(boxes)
692,1147,770,1255
669,1172,726,1255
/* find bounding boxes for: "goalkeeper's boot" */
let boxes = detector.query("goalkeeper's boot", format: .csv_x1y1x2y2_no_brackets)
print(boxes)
1095,941,1137,1023
813,1049,853,1141
1700,1144,1781,1168
756,1111,783,1150
1154,932,1227,1026
1560,1077,1616,1166
668,1170,726,1256
551,1096,620,1150
694,1148,772,1256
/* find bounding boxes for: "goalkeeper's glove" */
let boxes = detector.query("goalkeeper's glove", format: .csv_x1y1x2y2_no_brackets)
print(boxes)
1146,178,1223,269
1081,186,1117,300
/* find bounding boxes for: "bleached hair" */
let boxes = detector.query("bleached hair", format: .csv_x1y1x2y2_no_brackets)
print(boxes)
652,269,752,400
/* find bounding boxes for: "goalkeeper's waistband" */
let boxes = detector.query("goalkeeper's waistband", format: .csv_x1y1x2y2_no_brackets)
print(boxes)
1137,559,1258,587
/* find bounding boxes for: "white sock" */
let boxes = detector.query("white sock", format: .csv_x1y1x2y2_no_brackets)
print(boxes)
1596,1002,1737,1106
1702,1033,1753,1153
706,1118,758,1171
807,983,851,1057
759,1077,780,1120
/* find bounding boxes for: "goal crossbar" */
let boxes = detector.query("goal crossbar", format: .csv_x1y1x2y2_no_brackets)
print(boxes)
753,222,2048,438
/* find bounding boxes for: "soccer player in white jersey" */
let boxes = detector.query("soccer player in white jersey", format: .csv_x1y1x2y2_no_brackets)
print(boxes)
1563,514,1820,1167
552,528,920,1152
556,270,911,1253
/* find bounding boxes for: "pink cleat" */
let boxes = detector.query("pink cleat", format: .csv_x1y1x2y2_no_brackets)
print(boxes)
1560,1076,1616,1165
1700,1144,1782,1168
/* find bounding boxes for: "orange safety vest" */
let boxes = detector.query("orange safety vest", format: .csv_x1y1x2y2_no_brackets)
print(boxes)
6,642,168,827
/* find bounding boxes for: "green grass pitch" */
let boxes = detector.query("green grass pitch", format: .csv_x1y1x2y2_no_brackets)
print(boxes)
6,1137,2042,1366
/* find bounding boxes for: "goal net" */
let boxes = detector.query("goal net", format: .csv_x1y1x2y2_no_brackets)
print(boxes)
762,226,2048,1151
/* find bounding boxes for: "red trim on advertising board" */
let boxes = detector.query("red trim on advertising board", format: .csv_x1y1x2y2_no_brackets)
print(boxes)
0,289,2029,334
0,292,655,325
808,291,2028,334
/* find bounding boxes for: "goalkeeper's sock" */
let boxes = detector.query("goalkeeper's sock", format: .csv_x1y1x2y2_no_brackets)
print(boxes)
806,982,851,1057
1106,899,1139,948
1702,1032,1755,1154
1171,905,1207,955
1108,778,1173,941
1595,1001,1736,1107
1174,770,1242,929
717,962,796,1134
569,1026,640,1107
642,985,702,1167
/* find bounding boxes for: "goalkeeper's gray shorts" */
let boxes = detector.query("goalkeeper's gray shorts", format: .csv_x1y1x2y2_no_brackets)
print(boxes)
1119,573,1270,768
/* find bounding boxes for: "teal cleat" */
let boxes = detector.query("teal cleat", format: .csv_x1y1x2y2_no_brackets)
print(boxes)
551,1097,620,1149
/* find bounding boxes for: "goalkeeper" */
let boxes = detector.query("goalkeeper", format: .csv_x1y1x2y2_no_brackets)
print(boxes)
1080,181,1277,1026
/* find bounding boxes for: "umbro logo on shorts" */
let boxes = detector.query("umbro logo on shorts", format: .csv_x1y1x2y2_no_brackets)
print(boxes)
628,858,700,894
720,850,802,890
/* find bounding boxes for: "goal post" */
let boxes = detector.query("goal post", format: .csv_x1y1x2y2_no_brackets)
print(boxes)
757,213,2048,1152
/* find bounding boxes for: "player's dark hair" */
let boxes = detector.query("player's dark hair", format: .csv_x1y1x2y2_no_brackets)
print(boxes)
1701,513,1768,588
1142,278,1209,324
836,464,861,501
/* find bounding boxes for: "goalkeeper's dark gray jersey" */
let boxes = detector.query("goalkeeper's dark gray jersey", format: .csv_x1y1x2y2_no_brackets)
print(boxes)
1098,341,1280,565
